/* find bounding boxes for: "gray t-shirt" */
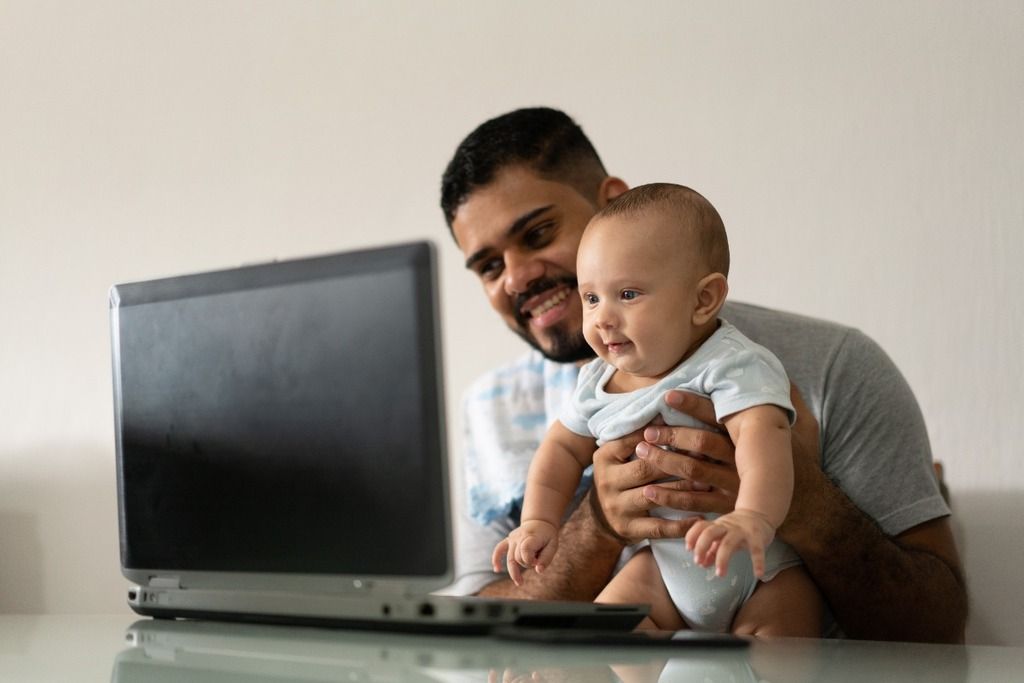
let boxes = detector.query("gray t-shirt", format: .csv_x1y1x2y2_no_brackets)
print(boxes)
722,302,948,535
444,301,949,597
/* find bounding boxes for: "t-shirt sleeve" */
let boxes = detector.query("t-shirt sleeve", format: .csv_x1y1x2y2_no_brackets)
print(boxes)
559,360,601,437
703,347,796,425
436,503,513,596
559,399,591,437
819,329,949,536
441,389,519,595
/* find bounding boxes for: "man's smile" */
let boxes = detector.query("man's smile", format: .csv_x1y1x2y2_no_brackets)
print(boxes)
522,287,572,327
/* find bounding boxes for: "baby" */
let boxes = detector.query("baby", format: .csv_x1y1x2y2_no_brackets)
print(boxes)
493,183,822,635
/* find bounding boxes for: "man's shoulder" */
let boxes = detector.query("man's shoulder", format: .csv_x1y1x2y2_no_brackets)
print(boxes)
721,301,880,392
722,301,852,341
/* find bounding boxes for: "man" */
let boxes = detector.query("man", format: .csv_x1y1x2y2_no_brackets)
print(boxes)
439,107,966,642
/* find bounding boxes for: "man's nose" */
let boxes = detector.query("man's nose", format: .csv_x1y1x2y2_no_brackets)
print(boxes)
502,250,544,296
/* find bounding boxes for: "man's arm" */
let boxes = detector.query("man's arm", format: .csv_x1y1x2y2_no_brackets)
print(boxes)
593,388,967,642
477,487,624,599
779,396,966,641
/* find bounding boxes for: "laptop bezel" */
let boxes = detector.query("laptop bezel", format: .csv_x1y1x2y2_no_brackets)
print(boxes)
109,241,454,598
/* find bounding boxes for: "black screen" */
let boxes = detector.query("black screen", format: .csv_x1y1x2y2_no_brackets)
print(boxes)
111,244,449,577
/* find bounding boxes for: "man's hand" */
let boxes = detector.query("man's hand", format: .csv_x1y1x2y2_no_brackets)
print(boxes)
685,508,776,578
492,520,559,586
608,387,820,544
592,390,742,543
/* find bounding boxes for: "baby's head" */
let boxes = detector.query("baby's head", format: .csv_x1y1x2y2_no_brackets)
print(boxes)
576,183,730,380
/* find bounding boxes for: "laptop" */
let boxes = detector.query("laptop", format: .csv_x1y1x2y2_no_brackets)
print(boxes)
109,241,647,633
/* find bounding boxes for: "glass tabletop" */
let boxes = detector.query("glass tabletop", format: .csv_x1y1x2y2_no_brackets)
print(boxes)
1,615,1020,683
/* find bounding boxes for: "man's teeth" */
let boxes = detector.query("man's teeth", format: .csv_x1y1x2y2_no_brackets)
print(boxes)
529,289,569,318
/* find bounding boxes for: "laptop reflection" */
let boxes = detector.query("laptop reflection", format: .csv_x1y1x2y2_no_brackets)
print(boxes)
112,618,757,683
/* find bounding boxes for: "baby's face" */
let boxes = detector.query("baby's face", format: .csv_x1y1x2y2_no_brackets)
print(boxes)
577,212,706,380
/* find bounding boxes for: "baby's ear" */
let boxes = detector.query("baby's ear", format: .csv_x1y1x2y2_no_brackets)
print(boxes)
692,273,728,326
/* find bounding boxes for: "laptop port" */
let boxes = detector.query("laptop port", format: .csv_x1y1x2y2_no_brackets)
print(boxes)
419,602,435,617
382,604,390,616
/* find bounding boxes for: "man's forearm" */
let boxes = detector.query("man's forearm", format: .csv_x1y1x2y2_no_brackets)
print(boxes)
478,492,624,600
783,473,967,643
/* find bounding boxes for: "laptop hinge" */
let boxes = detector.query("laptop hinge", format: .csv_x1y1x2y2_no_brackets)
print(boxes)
148,576,181,589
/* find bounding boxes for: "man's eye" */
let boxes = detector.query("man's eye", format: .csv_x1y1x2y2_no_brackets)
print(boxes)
525,222,554,248
621,290,639,301
478,259,503,280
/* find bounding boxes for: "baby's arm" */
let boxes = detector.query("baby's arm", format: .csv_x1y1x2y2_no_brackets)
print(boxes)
686,404,793,577
492,421,597,585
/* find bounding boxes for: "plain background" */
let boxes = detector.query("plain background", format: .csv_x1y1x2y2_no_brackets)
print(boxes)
1,1,1020,645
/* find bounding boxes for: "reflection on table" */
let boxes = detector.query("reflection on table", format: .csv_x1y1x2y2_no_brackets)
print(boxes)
108,617,980,683
7,614,1020,683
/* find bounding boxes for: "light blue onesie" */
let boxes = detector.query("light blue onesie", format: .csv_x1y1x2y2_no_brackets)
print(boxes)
559,319,801,632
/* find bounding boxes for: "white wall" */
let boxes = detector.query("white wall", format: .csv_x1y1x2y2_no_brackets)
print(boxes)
1,0,1020,644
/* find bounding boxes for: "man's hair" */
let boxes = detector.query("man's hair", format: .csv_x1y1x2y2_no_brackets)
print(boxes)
596,183,730,276
440,107,609,227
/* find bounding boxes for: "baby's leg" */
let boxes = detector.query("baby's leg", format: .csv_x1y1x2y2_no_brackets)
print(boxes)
596,547,686,631
731,565,823,637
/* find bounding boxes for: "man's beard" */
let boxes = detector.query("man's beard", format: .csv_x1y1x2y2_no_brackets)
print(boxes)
510,276,596,364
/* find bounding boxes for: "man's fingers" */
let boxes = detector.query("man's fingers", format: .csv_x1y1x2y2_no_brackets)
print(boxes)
593,430,644,465
642,483,734,515
664,390,720,429
640,426,736,466
623,515,700,541
598,449,664,487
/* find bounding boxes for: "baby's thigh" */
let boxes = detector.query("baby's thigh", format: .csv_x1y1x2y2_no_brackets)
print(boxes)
731,565,823,637
597,548,685,631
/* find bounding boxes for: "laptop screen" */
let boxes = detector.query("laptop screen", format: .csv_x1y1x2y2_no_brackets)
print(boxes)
110,242,450,580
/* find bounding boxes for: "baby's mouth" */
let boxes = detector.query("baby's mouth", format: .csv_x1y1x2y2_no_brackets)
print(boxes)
605,340,632,354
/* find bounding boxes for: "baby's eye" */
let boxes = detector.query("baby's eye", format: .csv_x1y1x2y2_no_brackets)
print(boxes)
620,289,640,301
582,292,599,305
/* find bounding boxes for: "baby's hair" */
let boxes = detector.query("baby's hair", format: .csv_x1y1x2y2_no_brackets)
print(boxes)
595,183,730,276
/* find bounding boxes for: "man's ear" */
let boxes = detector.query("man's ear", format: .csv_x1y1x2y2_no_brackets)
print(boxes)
692,273,728,326
597,176,629,208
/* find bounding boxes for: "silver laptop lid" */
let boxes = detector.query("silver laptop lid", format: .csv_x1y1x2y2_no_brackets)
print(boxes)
110,241,451,596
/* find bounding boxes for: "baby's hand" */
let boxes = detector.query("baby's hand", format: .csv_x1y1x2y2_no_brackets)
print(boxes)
491,520,559,586
684,509,776,578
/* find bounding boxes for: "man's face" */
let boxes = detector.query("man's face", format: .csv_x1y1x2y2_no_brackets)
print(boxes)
451,166,598,362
